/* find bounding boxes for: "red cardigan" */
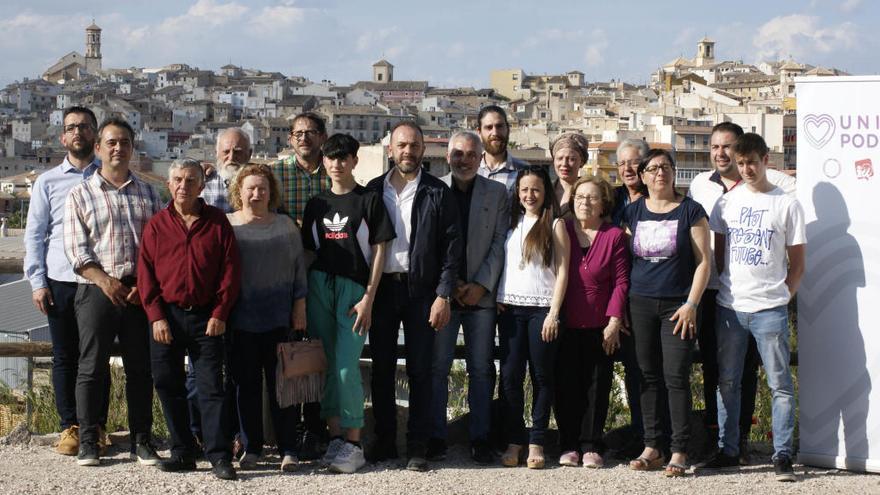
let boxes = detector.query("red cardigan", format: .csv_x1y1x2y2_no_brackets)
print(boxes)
562,220,630,329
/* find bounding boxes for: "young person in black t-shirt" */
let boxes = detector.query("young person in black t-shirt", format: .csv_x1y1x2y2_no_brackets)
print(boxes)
302,134,396,473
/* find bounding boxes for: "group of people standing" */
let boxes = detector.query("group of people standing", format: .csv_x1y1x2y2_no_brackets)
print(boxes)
24,104,804,483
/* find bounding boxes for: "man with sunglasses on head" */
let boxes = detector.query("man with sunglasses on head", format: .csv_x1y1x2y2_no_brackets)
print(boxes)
24,106,110,457
269,111,332,460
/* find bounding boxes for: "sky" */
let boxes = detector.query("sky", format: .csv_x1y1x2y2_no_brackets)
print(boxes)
1,0,878,88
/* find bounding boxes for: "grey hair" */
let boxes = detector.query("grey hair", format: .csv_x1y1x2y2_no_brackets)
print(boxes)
447,130,483,153
215,127,252,152
616,138,649,160
168,158,206,185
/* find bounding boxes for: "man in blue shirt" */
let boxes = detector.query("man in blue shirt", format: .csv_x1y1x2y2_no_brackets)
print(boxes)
23,106,107,456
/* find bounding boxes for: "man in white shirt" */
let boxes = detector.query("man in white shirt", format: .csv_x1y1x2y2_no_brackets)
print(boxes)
701,133,805,482
688,122,795,464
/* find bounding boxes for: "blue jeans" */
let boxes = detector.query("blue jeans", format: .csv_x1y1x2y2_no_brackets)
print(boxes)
430,307,496,442
716,304,795,459
498,306,558,446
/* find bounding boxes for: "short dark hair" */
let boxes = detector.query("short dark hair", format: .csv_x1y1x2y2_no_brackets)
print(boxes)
712,121,744,137
390,120,423,140
731,132,769,158
291,112,327,135
97,117,135,142
62,106,97,128
637,148,676,175
477,105,509,128
322,133,360,159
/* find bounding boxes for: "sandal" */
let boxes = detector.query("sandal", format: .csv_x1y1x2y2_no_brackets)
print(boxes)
630,454,666,471
665,462,688,477
526,444,545,469
581,452,604,469
501,444,523,467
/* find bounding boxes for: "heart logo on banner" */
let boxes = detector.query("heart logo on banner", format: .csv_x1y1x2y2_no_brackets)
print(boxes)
802,114,836,149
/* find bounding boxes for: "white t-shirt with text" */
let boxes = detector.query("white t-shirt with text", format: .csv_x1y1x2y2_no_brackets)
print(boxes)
710,185,806,313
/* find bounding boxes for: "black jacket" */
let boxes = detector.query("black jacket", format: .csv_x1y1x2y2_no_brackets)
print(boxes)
367,168,461,299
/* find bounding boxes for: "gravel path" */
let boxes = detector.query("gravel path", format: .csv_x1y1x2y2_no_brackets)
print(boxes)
1,441,877,494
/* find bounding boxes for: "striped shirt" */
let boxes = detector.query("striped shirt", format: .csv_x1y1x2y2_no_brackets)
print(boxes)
64,171,161,284
200,170,232,213
270,156,331,225
477,152,529,192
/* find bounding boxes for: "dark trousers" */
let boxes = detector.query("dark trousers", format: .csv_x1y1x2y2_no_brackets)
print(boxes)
615,330,644,437
555,328,613,453
698,290,760,437
150,305,230,462
74,283,152,445
186,337,245,444
230,328,298,457
498,306,558,446
629,294,694,454
47,279,109,430
184,359,202,443
370,275,435,451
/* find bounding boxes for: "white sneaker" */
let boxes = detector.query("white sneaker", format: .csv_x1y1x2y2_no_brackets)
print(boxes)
281,454,298,472
238,452,259,470
329,442,366,474
321,438,345,466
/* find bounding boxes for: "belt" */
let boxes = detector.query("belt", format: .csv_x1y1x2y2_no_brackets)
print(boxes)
174,303,210,313
383,272,408,282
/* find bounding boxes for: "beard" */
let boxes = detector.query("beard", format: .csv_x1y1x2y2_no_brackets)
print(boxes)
67,139,95,161
217,162,241,182
484,137,508,156
395,158,421,174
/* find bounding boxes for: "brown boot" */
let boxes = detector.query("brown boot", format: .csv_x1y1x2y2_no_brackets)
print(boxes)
56,426,79,456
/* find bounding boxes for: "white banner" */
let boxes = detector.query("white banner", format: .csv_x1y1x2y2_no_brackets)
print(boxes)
796,76,880,473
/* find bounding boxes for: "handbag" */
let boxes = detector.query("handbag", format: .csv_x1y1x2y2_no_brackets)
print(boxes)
276,338,327,407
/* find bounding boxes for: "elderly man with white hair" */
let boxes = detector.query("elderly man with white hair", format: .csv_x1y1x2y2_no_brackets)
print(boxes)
137,158,242,480
201,127,253,213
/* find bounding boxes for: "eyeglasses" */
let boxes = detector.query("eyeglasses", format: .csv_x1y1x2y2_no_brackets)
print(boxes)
291,130,321,140
643,163,674,174
64,123,94,134
574,194,602,203
617,159,640,168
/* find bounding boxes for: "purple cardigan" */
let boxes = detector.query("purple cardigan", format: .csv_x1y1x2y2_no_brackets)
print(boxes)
563,220,630,329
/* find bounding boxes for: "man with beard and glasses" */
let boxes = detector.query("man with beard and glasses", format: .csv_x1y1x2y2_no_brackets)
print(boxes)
269,112,332,460
476,105,529,192
366,121,461,472
689,122,795,466
201,127,253,213
24,106,110,456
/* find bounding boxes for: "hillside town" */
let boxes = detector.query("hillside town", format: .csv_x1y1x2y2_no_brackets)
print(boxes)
0,23,846,216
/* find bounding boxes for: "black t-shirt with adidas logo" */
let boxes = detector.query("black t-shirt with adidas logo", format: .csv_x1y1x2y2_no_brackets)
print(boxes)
302,185,396,287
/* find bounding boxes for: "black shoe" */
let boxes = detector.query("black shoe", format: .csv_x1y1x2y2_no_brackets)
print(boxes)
774,455,796,482
470,440,494,465
299,431,321,461
426,438,447,462
738,437,751,466
212,459,238,481
697,451,740,469
366,437,399,463
406,456,429,472
157,456,197,472
130,442,160,466
77,442,100,466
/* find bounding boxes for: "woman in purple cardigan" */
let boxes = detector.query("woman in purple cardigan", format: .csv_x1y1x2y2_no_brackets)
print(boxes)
555,175,630,469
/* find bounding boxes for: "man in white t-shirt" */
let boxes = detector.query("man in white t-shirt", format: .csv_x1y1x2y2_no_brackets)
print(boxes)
688,122,796,464
702,133,805,482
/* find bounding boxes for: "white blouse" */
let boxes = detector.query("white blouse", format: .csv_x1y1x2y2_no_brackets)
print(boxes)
496,216,558,307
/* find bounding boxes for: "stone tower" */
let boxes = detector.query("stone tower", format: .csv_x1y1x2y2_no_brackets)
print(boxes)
372,59,393,83
85,21,102,74
695,36,715,67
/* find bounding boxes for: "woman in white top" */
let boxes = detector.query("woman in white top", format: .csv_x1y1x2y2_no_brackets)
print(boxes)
496,166,570,469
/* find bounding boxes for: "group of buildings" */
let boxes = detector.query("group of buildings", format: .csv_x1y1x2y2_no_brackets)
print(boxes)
0,25,847,216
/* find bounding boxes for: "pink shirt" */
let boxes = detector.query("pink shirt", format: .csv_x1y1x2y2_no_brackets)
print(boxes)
563,220,630,329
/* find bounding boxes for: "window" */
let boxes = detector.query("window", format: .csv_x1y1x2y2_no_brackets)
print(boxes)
512,74,518,81
377,73,383,81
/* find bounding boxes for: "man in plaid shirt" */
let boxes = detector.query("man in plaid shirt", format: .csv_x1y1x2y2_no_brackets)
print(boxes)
64,117,162,467
270,112,331,226
269,111,331,459
475,105,529,192
201,127,252,213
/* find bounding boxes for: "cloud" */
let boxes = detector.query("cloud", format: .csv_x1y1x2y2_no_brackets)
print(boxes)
584,29,608,67
841,0,862,13
157,0,248,34
753,14,857,61
673,27,696,47
249,4,308,34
